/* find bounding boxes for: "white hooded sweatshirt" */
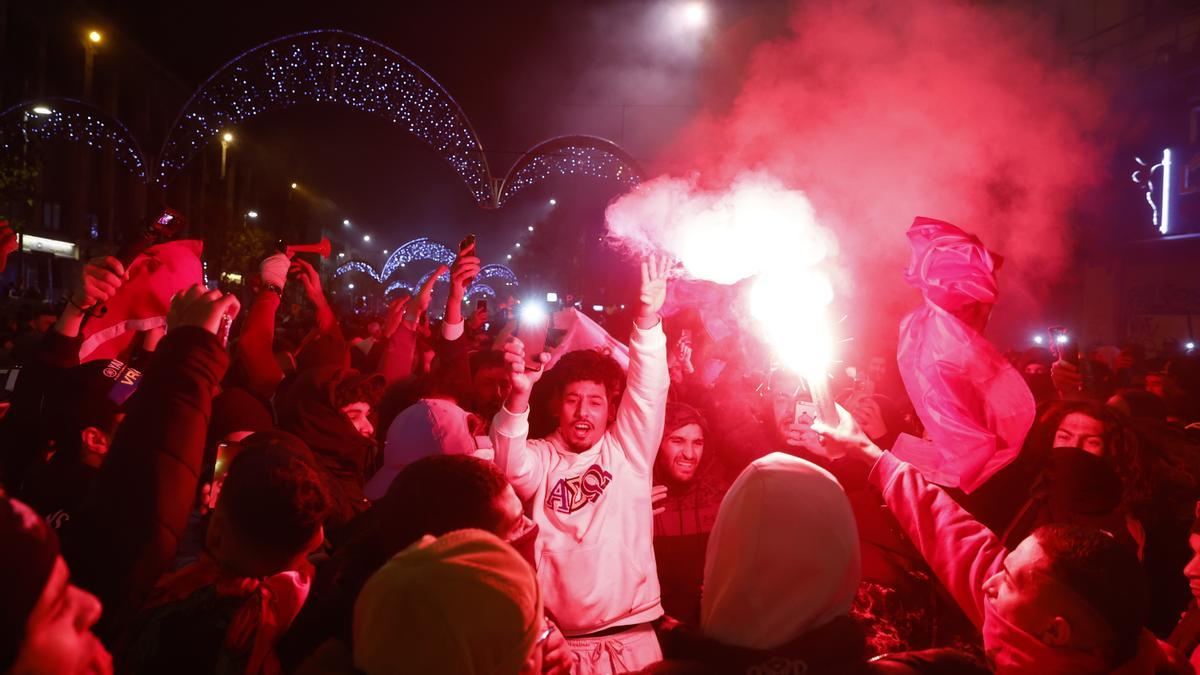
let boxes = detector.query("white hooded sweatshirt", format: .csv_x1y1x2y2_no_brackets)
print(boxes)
701,452,862,650
490,322,668,635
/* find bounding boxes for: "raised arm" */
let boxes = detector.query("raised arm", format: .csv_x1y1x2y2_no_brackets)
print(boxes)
611,255,670,474
816,407,1004,628
230,253,288,399
490,336,550,502
61,285,240,637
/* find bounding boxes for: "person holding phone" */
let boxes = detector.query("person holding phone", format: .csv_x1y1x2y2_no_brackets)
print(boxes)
491,255,671,674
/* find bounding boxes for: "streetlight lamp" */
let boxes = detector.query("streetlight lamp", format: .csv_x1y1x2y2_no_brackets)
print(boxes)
246,211,258,219
290,182,298,190
219,131,234,179
363,235,370,243
343,219,351,227
83,30,102,100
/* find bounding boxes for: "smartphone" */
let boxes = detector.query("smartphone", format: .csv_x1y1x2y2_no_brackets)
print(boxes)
794,400,819,425
1048,326,1079,365
459,234,477,286
213,440,244,485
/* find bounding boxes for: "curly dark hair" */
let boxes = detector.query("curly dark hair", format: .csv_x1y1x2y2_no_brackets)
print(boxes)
220,441,331,562
545,349,626,404
1033,523,1148,664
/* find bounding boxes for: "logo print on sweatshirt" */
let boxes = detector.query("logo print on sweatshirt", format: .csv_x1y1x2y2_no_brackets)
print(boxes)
545,464,613,514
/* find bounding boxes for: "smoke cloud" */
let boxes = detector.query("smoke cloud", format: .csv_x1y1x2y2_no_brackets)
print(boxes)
606,0,1114,350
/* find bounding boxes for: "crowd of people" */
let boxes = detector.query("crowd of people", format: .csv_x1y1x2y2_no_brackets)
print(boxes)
1,218,1200,675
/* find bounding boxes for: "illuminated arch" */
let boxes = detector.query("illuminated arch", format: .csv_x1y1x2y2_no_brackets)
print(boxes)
495,135,643,207
385,280,416,297
380,237,456,281
155,29,493,204
476,264,519,286
334,260,382,281
0,98,148,180
466,284,496,300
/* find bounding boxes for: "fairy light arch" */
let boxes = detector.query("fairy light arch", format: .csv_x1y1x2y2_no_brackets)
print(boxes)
0,98,149,180
155,29,493,204
495,135,643,207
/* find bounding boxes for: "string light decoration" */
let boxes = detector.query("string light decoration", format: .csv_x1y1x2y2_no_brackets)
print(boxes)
154,29,493,204
0,98,148,180
334,260,382,282
385,280,416,297
381,237,456,281
417,266,452,288
496,135,643,207
466,284,496,300
476,264,519,286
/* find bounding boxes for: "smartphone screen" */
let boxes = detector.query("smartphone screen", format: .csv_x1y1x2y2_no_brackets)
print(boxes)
794,400,819,425
213,441,244,485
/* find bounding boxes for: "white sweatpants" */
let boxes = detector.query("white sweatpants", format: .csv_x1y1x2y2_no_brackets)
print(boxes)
565,623,662,674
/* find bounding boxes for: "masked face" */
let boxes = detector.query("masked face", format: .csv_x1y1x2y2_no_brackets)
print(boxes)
656,423,705,484
1052,413,1105,457
555,381,609,452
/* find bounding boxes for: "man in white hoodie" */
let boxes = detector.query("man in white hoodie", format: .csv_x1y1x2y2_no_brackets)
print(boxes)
492,256,671,674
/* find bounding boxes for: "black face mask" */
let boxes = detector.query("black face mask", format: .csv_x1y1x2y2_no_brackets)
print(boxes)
1046,446,1123,515
507,518,539,569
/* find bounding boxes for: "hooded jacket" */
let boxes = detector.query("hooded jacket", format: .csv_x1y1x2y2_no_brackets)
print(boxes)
276,366,378,532
646,453,870,674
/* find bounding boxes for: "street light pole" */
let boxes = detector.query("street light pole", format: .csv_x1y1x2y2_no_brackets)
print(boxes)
219,131,233,179
83,30,102,100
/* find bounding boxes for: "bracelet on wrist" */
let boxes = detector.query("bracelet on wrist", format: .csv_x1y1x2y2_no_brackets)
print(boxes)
65,294,102,317
264,283,283,297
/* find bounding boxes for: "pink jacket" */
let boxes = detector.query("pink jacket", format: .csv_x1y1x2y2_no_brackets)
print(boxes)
869,452,1192,674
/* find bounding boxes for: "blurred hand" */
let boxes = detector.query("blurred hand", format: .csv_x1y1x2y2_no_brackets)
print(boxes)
0,222,16,273
141,325,166,353
812,403,883,466
467,305,488,331
635,255,670,329
503,336,549,399
383,294,411,338
167,284,241,336
539,622,571,675
850,397,887,441
260,252,290,288
289,258,325,307
71,257,128,309
406,264,448,326
651,484,669,516
782,421,823,455
449,249,480,299
1051,359,1082,395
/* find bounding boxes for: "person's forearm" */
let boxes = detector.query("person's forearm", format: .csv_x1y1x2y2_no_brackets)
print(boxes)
445,290,464,326
634,310,660,331
313,297,337,334
505,389,532,415
234,290,285,399
54,302,86,338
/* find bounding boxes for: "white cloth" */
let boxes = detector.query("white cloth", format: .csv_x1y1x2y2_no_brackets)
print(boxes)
490,322,668,636
259,252,289,288
565,623,662,675
701,453,861,650
546,309,630,371
365,398,479,500
442,318,465,341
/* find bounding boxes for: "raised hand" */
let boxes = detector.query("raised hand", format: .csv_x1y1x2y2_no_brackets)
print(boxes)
383,293,411,338
635,254,670,329
259,252,290,289
446,245,480,324
289,258,325,307
501,336,549,414
72,257,128,310
167,284,242,337
405,264,448,326
811,403,883,466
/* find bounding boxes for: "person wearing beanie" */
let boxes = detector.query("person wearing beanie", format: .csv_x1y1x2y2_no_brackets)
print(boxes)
0,494,111,675
353,528,545,675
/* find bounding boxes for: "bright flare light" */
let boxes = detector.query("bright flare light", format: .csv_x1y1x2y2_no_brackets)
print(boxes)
87,30,103,44
1187,342,1196,351
546,292,558,302
291,182,298,189
348,283,355,289
1033,335,1044,345
520,301,548,325
681,2,708,28
31,106,53,116
549,198,557,206
363,235,371,242
1055,334,1069,345
221,132,234,143
246,211,258,219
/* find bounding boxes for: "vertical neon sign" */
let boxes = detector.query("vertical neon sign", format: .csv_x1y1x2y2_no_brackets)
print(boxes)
1161,148,1172,235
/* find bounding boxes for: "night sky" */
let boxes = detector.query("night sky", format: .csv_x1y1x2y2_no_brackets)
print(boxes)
80,0,791,293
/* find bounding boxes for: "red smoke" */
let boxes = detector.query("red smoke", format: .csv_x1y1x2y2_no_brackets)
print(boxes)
626,0,1114,351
